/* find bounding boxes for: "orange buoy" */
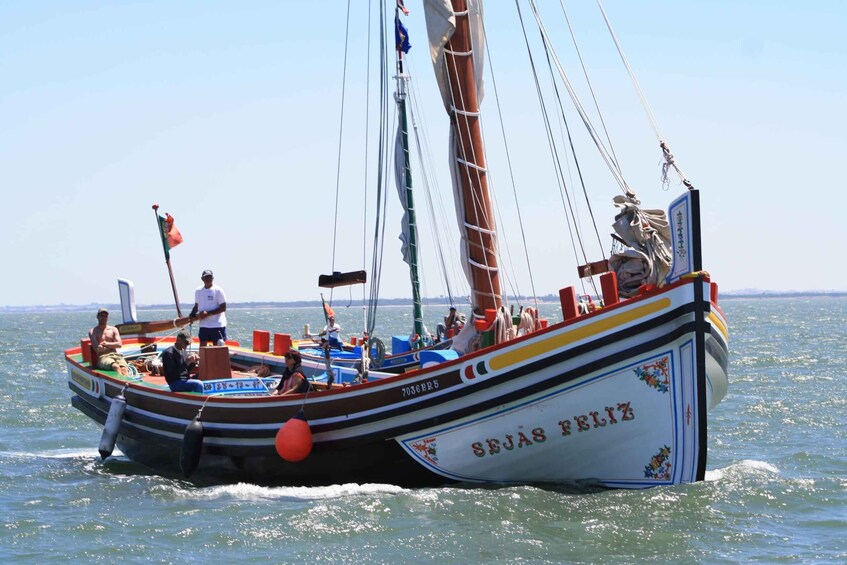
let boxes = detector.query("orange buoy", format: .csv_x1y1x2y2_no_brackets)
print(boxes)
275,410,313,462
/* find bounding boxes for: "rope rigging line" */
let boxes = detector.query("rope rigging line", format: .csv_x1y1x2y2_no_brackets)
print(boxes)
474,122,520,311
330,0,354,299
481,21,540,313
442,10,524,312
525,0,635,199
537,22,597,261
367,1,394,336
514,0,592,296
595,0,695,190
558,0,622,174
408,82,459,305
595,0,663,142
405,52,470,306
530,1,606,276
361,0,374,335
458,19,525,311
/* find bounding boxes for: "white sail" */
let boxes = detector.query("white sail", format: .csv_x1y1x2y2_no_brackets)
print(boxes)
424,0,485,109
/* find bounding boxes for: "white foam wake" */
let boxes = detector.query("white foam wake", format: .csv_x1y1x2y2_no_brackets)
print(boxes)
705,459,780,481
178,482,407,501
0,447,119,460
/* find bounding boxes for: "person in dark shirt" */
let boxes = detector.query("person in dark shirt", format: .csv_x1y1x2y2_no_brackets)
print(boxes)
161,331,204,393
271,351,312,396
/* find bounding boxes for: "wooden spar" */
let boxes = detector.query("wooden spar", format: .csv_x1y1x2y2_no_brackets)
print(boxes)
317,270,367,288
116,316,193,336
445,0,502,313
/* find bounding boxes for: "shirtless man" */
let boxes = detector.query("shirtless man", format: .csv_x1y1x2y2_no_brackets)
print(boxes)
89,308,129,376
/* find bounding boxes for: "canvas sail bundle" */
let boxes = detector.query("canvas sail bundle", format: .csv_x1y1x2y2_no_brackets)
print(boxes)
609,195,673,296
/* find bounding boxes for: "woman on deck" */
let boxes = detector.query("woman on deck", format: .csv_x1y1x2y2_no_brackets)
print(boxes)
271,351,311,396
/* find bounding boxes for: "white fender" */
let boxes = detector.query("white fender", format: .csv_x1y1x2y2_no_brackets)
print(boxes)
99,393,126,460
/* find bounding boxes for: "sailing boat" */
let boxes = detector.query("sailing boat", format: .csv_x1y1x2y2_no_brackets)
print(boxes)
65,0,728,488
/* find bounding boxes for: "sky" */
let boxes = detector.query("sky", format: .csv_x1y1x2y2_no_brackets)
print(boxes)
1,1,845,309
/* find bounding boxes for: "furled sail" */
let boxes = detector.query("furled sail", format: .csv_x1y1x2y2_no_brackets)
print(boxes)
609,195,672,297
424,0,501,316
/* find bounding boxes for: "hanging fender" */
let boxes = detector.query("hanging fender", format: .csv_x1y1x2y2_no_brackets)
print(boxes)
98,392,126,461
180,416,204,478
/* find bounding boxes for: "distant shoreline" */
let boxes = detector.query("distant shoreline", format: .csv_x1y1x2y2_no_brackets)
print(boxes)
2,291,845,314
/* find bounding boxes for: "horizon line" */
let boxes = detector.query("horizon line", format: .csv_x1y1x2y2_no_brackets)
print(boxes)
2,289,846,312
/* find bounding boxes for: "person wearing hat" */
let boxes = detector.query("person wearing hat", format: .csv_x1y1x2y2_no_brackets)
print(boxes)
161,331,204,393
88,308,129,376
189,269,228,346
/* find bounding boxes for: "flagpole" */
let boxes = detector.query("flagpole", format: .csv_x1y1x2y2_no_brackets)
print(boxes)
152,204,183,317
319,293,335,386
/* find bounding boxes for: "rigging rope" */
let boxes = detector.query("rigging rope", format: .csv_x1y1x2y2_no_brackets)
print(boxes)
481,20,539,314
525,0,635,199
514,0,595,298
405,53,470,307
367,1,393,336
408,83,459,305
330,0,354,298
595,0,695,190
529,1,605,297
362,0,374,335
559,0,621,173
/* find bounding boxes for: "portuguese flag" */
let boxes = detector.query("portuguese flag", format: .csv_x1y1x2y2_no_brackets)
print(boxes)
158,213,183,259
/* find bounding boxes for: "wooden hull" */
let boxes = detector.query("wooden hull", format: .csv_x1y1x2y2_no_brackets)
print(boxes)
66,276,728,488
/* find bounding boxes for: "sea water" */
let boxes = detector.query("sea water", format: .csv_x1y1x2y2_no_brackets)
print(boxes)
1,297,845,563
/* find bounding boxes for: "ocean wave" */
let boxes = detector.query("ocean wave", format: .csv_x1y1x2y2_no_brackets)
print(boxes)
164,481,407,501
0,447,118,460
705,459,780,482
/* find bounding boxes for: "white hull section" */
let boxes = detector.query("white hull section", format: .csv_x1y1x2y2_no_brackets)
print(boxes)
398,336,703,488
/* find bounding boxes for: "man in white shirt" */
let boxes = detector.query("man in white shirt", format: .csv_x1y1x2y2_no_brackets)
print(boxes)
190,269,228,345
320,315,341,348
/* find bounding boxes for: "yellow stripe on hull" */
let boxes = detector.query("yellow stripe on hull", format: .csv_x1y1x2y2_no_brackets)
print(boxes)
489,298,672,372
708,311,728,341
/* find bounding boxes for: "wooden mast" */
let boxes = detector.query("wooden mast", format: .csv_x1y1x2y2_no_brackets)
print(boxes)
396,39,425,344
444,0,501,314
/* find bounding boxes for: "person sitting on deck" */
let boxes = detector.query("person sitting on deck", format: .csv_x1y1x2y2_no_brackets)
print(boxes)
319,315,342,349
444,306,466,334
89,308,129,376
161,331,204,393
271,351,312,396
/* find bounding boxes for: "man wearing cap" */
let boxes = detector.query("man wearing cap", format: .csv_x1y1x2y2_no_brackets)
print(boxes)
189,269,228,346
161,331,204,393
89,308,129,376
